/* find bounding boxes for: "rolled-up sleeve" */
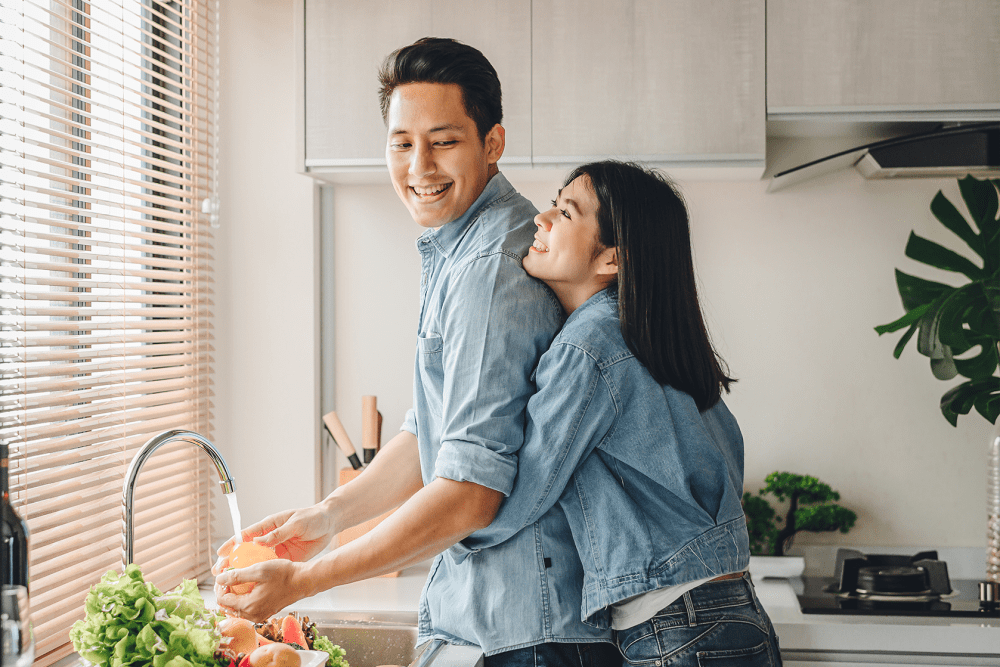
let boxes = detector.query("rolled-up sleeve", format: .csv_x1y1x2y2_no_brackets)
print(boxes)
400,407,417,437
463,342,613,549
433,252,561,495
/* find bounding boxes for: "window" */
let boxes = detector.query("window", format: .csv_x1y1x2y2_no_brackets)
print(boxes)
0,0,219,664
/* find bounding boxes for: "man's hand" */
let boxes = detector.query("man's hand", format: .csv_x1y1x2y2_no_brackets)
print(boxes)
213,505,336,574
215,559,315,623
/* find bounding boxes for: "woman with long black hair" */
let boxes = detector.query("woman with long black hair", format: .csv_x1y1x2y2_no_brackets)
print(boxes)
463,160,782,666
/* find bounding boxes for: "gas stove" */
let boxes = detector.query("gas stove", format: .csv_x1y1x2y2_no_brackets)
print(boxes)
796,549,1000,617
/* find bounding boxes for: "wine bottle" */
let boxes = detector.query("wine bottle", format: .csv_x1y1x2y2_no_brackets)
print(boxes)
2,441,34,667
2,443,29,591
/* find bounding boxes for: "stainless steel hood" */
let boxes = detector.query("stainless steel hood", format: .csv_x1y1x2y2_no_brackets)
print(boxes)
766,122,1000,191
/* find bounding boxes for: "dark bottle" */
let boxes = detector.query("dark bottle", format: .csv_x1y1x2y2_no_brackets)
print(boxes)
2,442,29,590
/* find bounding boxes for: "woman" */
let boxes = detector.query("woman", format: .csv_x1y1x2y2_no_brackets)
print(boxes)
461,160,782,665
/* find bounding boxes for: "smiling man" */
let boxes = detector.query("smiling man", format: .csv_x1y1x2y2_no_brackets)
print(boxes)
213,38,617,667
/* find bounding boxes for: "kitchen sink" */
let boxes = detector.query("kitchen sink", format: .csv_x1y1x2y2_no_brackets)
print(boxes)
307,611,482,667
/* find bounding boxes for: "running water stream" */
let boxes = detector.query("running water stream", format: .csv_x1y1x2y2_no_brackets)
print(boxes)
226,493,243,543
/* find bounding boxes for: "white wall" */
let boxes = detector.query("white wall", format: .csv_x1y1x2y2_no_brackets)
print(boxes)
219,1,995,550
332,171,994,551
214,0,319,537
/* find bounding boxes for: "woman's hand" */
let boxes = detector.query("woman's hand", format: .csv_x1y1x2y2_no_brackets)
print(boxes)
214,559,315,623
213,505,337,574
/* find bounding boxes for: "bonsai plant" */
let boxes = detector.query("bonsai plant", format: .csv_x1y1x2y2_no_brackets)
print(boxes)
742,472,857,557
874,175,1000,426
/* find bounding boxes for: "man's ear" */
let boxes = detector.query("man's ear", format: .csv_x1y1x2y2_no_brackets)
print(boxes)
596,246,618,277
485,124,505,165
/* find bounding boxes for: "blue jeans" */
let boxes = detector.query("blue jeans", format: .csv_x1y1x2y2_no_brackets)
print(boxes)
614,574,781,666
484,642,622,667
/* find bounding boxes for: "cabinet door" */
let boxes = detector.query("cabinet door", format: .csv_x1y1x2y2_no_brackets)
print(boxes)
768,0,1000,112
531,0,765,164
304,0,531,169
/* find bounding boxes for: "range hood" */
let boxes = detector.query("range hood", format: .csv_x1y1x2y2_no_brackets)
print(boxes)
767,122,1000,191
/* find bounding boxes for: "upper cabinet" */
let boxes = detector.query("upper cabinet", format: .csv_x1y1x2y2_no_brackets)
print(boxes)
531,0,765,166
301,0,764,177
767,0,1000,115
303,0,531,170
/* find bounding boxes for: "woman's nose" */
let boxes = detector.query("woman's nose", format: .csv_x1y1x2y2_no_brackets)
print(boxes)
534,211,552,231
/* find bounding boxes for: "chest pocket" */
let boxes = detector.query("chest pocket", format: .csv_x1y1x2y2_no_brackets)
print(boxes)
416,333,444,419
417,333,442,355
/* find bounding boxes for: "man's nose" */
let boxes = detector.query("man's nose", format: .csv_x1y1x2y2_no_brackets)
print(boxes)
409,143,434,177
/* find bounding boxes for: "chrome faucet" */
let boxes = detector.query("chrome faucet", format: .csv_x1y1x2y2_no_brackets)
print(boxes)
122,429,236,568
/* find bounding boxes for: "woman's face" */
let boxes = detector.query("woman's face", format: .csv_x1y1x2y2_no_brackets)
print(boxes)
524,175,611,290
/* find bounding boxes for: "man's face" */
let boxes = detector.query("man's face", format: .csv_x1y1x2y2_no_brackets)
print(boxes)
385,82,504,228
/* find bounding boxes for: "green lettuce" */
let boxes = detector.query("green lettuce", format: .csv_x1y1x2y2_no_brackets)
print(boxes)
71,565,223,667
310,635,349,667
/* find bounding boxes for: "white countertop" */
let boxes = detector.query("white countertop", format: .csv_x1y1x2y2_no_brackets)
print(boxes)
753,577,1000,657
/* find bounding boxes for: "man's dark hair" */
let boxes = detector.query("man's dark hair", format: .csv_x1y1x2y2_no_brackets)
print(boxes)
378,37,502,141
565,160,736,411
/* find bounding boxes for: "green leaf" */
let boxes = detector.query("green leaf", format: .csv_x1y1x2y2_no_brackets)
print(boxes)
958,175,999,238
892,320,920,359
954,342,1000,380
974,392,1000,424
916,298,948,359
894,269,953,312
930,348,958,380
931,188,981,256
958,176,997,227
905,231,983,281
875,302,930,335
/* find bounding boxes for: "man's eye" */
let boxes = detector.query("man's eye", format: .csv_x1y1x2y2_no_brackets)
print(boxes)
391,143,411,150
436,140,457,146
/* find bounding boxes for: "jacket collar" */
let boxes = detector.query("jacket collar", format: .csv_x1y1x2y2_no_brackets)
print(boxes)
417,172,513,258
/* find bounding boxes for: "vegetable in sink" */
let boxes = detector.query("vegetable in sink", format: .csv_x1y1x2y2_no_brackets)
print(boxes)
69,565,348,667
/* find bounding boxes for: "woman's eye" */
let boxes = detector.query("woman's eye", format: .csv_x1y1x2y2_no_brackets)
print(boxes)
550,200,570,219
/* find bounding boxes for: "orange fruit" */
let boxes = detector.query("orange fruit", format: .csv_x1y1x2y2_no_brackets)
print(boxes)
228,541,278,595
218,617,259,654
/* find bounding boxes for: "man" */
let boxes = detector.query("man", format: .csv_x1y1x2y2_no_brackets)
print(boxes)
214,38,618,666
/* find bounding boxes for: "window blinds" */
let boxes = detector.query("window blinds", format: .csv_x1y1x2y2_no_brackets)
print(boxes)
0,0,218,664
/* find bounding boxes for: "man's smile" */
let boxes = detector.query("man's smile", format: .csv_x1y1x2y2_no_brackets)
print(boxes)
411,183,453,199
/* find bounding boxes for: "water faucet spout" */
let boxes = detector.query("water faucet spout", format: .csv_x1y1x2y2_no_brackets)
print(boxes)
122,429,235,569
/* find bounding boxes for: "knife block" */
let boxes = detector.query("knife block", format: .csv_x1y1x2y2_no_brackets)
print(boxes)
335,467,401,577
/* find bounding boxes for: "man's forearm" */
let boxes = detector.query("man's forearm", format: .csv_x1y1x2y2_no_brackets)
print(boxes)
300,477,502,593
322,429,424,532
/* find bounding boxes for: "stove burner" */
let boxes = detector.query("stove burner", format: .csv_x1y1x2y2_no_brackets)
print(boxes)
855,565,934,597
827,549,953,600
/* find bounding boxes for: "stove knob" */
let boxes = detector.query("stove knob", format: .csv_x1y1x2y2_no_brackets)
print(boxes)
978,581,999,610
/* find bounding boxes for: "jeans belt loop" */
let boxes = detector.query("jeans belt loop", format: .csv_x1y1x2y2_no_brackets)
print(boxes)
743,572,761,614
682,591,697,627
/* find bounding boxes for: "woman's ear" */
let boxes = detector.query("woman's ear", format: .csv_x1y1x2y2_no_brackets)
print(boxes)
595,246,618,278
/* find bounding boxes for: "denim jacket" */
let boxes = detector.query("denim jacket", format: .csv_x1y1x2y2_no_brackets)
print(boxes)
400,174,609,654
461,288,750,628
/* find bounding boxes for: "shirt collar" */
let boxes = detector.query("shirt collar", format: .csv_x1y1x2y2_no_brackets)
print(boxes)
416,171,513,258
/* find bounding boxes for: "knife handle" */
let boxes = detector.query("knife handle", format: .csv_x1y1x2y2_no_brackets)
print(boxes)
362,395,378,464
323,410,362,470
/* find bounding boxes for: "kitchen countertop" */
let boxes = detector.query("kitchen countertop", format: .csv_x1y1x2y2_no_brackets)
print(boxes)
201,557,1000,658
199,562,431,614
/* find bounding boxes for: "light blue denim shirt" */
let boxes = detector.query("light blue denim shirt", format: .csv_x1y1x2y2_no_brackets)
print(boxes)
462,288,751,629
399,173,608,654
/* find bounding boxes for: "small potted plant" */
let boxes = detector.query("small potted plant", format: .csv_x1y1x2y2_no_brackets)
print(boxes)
742,472,857,578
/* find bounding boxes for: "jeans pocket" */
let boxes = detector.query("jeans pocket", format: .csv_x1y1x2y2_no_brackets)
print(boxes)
696,639,771,666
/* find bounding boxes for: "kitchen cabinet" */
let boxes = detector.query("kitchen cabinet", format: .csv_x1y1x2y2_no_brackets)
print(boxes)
531,0,765,166
303,0,531,171
767,0,1000,117
300,0,764,177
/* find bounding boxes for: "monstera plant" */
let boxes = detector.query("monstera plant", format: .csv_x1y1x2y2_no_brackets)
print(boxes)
875,176,1000,426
